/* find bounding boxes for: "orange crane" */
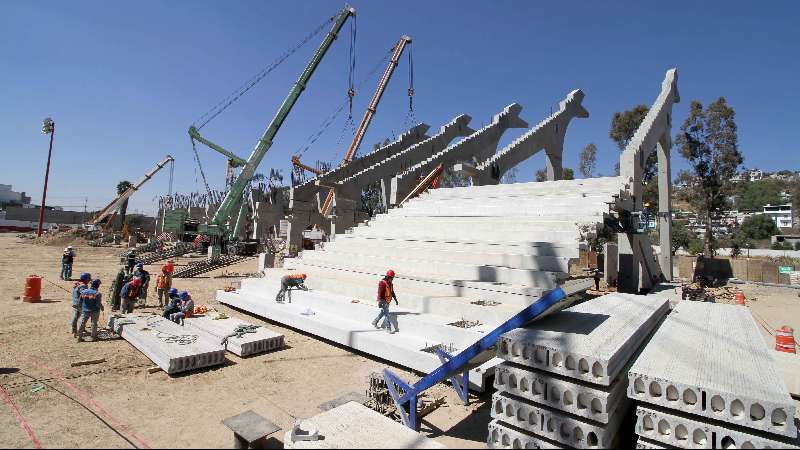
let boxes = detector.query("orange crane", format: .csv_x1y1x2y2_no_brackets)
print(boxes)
292,35,413,216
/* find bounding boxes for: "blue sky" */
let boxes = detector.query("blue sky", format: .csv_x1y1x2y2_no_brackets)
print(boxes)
2,1,798,216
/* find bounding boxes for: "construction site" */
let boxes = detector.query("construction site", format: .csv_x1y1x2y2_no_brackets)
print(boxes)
2,3,800,449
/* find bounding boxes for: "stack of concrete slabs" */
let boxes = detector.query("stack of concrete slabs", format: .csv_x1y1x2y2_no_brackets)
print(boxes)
628,301,797,438
183,315,284,357
498,293,670,385
111,313,225,374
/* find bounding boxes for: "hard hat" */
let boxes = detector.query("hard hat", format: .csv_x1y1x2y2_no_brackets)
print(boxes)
91,279,102,289
386,269,396,278
136,261,144,268
67,245,73,249
79,273,92,282
168,288,178,296
178,291,190,300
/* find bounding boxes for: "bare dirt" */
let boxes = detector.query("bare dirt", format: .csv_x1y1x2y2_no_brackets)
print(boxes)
0,234,489,448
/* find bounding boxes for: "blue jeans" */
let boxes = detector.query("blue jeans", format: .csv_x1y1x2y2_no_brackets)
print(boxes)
70,307,81,335
78,310,100,340
61,263,73,280
372,301,395,331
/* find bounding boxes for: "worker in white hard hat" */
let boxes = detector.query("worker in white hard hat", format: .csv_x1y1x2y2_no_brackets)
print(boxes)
61,246,75,280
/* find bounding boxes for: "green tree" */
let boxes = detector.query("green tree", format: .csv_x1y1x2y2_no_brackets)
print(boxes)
562,168,575,180
535,168,547,182
116,180,133,230
736,214,779,241
676,98,743,257
578,143,597,178
736,180,782,211
671,220,694,254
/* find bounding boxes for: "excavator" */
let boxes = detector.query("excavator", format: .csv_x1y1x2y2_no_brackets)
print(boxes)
187,5,357,260
86,155,175,231
291,35,413,216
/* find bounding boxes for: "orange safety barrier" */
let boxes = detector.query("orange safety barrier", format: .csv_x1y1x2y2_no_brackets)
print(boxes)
776,326,796,354
22,275,42,303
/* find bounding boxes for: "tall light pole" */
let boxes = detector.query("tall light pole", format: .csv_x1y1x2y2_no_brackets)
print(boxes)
37,117,55,237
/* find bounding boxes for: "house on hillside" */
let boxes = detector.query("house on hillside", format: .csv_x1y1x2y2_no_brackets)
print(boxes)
763,204,793,229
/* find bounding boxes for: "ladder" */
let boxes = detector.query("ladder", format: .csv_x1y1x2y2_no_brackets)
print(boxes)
172,255,255,278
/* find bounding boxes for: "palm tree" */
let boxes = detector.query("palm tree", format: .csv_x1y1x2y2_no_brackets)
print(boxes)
116,180,133,230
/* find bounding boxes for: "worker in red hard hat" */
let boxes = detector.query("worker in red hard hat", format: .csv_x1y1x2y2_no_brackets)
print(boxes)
119,277,142,314
372,270,399,334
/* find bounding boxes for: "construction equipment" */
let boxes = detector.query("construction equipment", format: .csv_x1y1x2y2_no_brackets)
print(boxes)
188,5,356,260
314,35,413,216
291,155,323,177
88,155,175,230
383,287,571,430
398,163,443,205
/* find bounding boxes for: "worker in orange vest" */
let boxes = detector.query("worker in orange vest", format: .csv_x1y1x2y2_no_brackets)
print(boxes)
276,273,307,303
372,270,399,334
155,265,173,308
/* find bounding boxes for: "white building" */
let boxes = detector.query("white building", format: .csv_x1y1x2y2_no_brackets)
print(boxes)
763,204,793,229
748,169,764,182
0,184,31,207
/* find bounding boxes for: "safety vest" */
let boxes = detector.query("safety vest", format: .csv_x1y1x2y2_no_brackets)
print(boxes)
287,273,306,280
383,281,394,302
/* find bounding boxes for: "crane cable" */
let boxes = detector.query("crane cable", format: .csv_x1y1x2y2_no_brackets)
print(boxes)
293,47,394,162
192,14,336,130
403,41,416,131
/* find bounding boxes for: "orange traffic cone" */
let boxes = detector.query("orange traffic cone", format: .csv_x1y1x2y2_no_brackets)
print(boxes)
734,290,745,306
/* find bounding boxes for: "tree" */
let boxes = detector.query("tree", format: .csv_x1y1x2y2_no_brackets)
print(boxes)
671,220,694,254
116,180,133,230
536,167,574,181
736,214,779,241
578,143,597,178
735,180,782,211
676,98,743,257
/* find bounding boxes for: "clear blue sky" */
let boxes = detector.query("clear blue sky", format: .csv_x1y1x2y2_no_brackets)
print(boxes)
2,1,798,216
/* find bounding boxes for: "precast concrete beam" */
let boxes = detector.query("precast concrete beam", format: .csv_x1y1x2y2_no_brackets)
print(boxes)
635,437,670,449
472,90,589,185
494,362,628,424
183,315,284,357
497,294,669,386
390,103,527,205
491,391,627,449
487,419,568,449
627,301,797,437
635,405,800,449
110,313,226,374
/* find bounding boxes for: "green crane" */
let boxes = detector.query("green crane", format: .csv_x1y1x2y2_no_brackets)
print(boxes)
190,5,356,259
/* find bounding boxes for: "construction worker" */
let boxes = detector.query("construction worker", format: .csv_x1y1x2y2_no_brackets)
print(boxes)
77,279,104,342
155,265,173,307
70,273,92,337
164,259,175,274
276,273,307,303
109,267,128,311
61,246,75,280
593,268,603,291
162,288,181,319
170,291,194,325
119,277,142,314
133,262,150,307
372,270,399,334
125,250,136,274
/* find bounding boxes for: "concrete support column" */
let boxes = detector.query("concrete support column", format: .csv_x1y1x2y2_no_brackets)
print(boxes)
545,144,563,181
657,137,673,280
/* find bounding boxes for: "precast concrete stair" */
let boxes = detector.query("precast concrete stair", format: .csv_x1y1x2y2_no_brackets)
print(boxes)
220,178,620,389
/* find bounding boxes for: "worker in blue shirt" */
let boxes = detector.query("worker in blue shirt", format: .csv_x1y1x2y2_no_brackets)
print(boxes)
133,262,150,307
71,273,91,337
77,279,104,342
162,288,181,319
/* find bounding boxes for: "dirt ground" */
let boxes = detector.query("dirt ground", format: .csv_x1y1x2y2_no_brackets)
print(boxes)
0,234,491,449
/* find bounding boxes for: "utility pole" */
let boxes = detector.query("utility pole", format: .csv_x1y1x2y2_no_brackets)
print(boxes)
37,117,55,237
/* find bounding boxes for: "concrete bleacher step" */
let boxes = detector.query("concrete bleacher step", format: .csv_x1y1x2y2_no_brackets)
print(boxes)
393,204,607,217
398,193,615,208
283,260,550,305
217,287,495,390
350,226,583,245
251,269,526,324
323,241,572,272
422,176,623,198
334,235,581,258
299,249,566,287
363,219,589,236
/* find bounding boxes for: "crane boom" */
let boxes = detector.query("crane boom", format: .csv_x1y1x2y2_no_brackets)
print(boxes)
89,154,175,225
291,155,323,176
320,35,411,216
192,5,356,258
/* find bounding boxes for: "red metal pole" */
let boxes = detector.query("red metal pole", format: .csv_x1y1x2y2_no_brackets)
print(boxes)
37,124,55,237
